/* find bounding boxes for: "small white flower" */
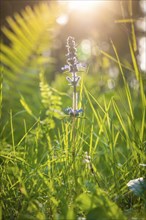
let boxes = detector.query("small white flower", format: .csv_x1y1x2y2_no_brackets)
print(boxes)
83,151,91,164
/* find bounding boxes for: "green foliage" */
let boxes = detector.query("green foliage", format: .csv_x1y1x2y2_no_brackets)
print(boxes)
39,71,63,129
0,1,146,220
0,2,61,141
0,69,3,119
1,3,57,84
76,189,126,220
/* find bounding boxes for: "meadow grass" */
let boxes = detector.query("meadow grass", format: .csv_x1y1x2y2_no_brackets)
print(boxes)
0,5,146,219
0,39,146,219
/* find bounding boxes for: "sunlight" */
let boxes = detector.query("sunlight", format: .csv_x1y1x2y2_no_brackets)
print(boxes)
57,0,108,15
68,0,106,12
56,14,68,25
138,37,146,72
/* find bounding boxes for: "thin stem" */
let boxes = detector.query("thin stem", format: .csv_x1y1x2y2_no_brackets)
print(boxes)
72,72,78,111
72,116,78,195
72,117,76,156
73,89,78,111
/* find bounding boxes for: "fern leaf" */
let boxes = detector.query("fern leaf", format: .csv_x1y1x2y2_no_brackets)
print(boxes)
1,3,59,89
39,72,62,122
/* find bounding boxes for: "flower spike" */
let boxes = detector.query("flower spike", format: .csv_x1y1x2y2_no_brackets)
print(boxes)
63,36,84,117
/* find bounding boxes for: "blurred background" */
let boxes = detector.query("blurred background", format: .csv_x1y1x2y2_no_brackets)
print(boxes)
0,0,146,141
1,0,146,72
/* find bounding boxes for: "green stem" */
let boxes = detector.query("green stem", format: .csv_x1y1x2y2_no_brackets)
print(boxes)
72,116,78,195
73,72,78,111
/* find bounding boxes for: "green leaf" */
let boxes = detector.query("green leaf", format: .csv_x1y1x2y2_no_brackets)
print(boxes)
39,72,63,124
76,189,127,220
20,96,33,117
76,193,96,211
66,206,76,220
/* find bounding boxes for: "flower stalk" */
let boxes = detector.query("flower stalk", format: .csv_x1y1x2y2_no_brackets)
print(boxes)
63,36,83,117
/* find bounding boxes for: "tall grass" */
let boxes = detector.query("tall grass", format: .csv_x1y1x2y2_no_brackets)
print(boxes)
1,37,145,219
0,2,146,220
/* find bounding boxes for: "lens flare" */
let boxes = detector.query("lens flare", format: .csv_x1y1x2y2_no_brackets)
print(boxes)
57,0,107,14
68,0,105,12
56,14,68,25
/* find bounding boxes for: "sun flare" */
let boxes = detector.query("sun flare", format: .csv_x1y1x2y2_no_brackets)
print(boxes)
68,0,106,12
57,0,106,12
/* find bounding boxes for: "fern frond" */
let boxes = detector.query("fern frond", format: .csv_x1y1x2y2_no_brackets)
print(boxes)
1,3,58,88
39,72,63,128
0,2,60,138
0,68,3,119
